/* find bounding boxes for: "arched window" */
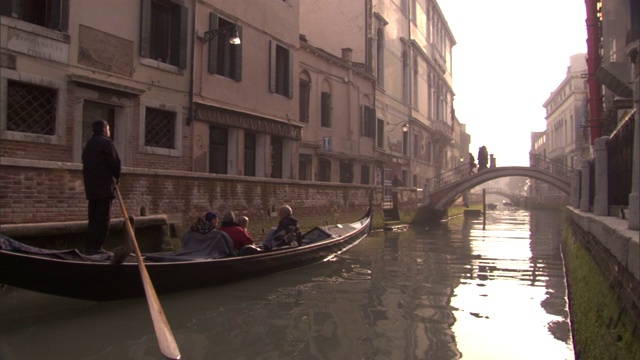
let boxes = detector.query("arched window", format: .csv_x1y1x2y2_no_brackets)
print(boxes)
299,71,311,123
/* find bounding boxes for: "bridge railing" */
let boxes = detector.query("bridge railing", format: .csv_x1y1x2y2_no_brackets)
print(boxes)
425,163,471,192
529,154,574,179
425,155,575,194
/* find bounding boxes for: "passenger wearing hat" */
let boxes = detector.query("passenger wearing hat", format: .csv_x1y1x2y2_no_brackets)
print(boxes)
218,210,254,251
205,211,218,228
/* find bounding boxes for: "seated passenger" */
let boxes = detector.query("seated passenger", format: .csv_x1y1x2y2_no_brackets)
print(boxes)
218,211,254,252
238,216,249,230
262,205,302,250
175,213,237,259
204,211,219,227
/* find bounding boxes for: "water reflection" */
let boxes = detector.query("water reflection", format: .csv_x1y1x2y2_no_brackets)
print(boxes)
0,209,573,359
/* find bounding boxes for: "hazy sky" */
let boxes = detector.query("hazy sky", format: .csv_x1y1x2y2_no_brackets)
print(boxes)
438,0,589,166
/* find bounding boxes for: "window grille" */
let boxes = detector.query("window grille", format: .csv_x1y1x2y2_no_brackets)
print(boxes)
145,107,176,149
7,80,57,135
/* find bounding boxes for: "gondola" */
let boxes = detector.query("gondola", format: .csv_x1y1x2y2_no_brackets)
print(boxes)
0,207,372,301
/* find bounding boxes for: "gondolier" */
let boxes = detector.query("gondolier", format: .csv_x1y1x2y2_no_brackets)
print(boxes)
82,120,121,256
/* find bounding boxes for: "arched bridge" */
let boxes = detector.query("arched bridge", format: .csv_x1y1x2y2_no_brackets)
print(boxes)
414,156,572,224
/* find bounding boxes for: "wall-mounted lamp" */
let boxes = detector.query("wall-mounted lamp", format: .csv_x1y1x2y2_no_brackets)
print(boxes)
202,25,241,44
387,121,410,132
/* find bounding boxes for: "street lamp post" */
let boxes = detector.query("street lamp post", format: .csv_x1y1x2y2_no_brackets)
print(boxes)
202,25,241,44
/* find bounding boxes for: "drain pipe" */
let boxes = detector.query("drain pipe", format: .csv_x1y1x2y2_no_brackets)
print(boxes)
187,0,197,127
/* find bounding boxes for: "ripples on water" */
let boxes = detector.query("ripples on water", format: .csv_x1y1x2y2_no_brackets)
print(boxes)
0,209,574,359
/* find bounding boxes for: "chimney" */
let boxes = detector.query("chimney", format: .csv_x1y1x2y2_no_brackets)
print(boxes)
341,48,353,62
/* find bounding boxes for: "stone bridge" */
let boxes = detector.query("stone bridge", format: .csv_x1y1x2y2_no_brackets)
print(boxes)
414,156,572,224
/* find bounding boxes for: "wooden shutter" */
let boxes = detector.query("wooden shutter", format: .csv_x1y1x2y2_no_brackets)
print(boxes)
269,40,276,93
49,0,68,31
287,49,293,98
208,12,219,74
178,5,188,69
233,26,243,81
140,0,151,58
360,105,366,136
0,0,14,16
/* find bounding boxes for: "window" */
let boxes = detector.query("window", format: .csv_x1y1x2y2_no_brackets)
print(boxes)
244,132,256,177
299,154,312,180
270,136,283,178
361,105,375,138
208,14,242,81
321,92,332,128
318,159,331,182
6,80,57,135
339,161,353,184
413,133,419,158
299,74,311,123
145,107,176,149
1,0,69,31
140,0,187,69
209,126,228,174
376,118,384,148
360,165,370,185
269,41,292,97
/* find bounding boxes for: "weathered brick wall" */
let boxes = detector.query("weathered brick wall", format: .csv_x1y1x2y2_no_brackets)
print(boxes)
0,158,386,236
0,139,72,163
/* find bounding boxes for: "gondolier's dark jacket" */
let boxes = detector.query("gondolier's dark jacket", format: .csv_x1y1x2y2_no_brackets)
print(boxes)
82,133,121,200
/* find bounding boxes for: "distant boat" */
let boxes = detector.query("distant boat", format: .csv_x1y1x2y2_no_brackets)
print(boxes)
487,203,498,210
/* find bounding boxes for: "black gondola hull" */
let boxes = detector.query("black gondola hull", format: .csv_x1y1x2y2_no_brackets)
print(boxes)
1,208,372,301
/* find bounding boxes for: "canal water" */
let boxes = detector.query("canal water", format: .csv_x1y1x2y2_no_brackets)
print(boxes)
0,208,574,359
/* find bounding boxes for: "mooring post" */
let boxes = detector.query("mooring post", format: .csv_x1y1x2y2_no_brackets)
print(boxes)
482,188,486,230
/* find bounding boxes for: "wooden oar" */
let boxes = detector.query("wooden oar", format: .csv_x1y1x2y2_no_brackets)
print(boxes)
114,184,181,360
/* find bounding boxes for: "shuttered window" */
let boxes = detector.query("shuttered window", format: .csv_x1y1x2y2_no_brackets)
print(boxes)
321,92,332,128
299,78,311,123
269,41,293,98
0,0,69,31
361,105,375,138
140,0,187,69
207,13,242,81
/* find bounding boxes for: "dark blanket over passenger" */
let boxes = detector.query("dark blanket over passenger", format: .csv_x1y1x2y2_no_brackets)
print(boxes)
145,222,238,262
